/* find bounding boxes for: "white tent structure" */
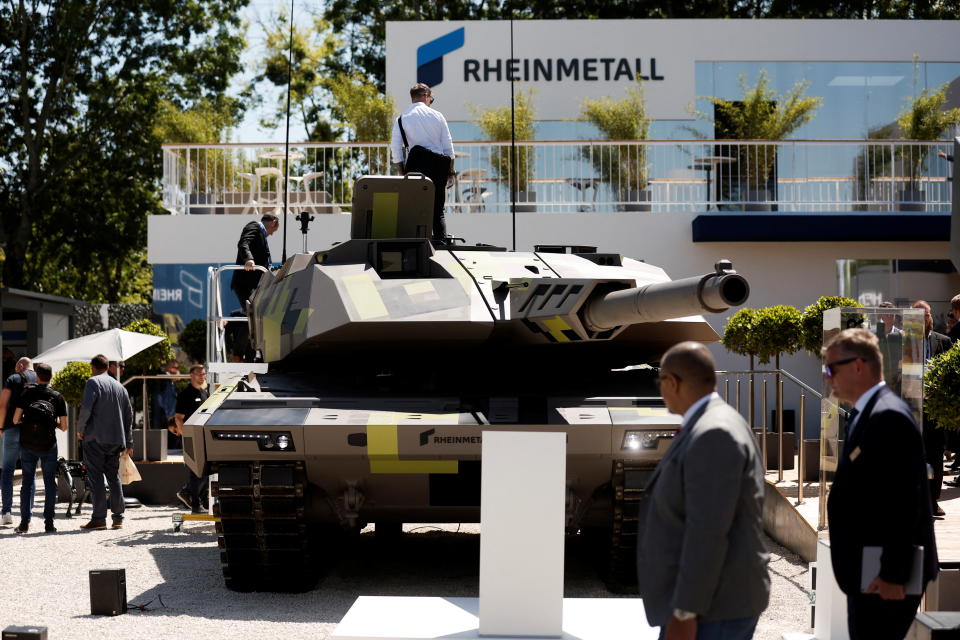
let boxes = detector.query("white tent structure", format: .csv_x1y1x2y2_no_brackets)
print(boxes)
33,328,164,373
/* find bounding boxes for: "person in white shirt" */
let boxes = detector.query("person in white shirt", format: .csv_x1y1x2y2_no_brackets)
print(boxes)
390,83,455,243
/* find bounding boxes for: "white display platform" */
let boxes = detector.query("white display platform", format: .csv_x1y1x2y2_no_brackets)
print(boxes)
331,596,659,640
479,431,566,636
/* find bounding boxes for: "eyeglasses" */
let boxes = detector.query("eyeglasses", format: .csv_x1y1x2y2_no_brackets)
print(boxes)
823,356,860,377
428,96,435,105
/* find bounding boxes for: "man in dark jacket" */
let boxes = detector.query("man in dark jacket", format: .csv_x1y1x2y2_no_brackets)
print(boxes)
77,354,134,530
912,300,952,515
824,329,937,640
0,357,35,526
230,213,279,312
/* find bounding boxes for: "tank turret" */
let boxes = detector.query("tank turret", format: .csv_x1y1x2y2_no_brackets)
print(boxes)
187,176,753,594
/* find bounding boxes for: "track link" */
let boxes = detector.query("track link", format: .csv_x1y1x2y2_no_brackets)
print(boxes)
603,460,652,593
212,461,317,592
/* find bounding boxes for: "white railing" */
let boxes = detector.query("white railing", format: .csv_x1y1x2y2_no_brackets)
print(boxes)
161,140,955,215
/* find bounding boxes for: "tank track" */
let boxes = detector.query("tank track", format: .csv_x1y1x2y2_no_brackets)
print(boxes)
602,460,649,593
212,461,318,592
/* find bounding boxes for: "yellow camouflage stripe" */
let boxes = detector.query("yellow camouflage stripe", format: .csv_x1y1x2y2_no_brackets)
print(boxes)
367,412,458,474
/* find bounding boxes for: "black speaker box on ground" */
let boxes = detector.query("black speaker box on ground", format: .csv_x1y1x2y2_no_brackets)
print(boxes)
89,568,127,616
2,627,47,640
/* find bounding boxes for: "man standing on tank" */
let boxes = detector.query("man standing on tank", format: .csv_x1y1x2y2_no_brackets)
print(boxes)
231,213,279,313
391,82,455,243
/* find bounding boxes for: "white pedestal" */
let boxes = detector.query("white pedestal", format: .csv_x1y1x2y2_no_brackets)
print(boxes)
812,538,848,640
479,431,566,637
331,596,658,640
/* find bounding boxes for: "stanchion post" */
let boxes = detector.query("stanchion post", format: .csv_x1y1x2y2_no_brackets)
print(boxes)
761,378,768,472
797,392,805,505
776,355,784,483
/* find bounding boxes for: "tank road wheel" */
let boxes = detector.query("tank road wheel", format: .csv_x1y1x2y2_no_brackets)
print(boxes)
212,461,318,592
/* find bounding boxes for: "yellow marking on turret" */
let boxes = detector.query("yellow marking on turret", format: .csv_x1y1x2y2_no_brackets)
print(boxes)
371,192,399,238
542,316,573,343
404,281,435,296
293,307,313,334
343,274,389,320
366,412,459,474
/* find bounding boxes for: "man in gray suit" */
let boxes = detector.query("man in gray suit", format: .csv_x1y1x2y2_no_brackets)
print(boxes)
77,354,134,530
636,342,769,640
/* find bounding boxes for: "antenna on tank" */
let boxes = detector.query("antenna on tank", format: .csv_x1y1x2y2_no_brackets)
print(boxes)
281,0,296,263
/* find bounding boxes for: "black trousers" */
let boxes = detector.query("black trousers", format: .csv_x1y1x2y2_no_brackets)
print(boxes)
847,593,921,640
923,418,944,502
424,167,448,241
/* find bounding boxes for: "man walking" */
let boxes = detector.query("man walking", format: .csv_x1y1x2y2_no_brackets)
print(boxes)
77,354,134,530
13,363,67,533
230,213,279,313
391,82,455,243
824,329,937,640
912,300,952,515
636,341,769,640
0,357,36,525
172,364,209,513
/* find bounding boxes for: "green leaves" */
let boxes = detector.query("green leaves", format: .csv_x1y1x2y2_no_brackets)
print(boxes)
51,361,93,408
472,90,537,191
177,319,208,365
579,80,651,192
123,318,175,378
721,305,801,364
799,296,860,355
925,342,960,432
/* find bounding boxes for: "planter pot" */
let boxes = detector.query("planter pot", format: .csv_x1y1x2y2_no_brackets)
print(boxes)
744,188,772,212
897,187,925,212
514,190,537,213
619,189,652,212
188,193,214,215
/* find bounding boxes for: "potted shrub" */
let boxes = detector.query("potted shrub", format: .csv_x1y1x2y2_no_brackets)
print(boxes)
925,343,960,432
799,296,859,356
895,82,960,211
473,90,537,211
696,70,822,211
579,81,651,211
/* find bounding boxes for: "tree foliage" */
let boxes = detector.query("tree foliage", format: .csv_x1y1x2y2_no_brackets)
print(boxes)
51,361,92,407
0,0,247,302
925,343,960,432
123,318,175,378
472,90,537,191
800,296,860,355
896,81,960,184
694,71,822,188
178,319,208,365
580,80,651,192
722,305,801,364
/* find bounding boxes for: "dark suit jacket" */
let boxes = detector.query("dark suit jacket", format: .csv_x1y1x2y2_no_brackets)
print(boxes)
929,331,951,359
828,386,938,595
636,396,770,625
230,220,270,302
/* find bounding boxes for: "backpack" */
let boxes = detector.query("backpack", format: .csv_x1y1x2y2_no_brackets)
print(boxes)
19,386,58,453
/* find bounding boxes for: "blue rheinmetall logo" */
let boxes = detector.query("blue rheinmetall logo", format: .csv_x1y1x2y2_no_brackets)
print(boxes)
417,28,465,87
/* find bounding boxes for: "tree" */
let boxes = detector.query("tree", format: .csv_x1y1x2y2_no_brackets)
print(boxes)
0,0,247,302
472,90,537,192
896,81,960,187
178,319,208,365
579,80,651,199
799,296,860,355
925,343,960,432
123,318,175,379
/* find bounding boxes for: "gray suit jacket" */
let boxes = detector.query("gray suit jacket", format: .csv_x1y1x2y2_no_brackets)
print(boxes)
636,395,770,626
78,372,134,448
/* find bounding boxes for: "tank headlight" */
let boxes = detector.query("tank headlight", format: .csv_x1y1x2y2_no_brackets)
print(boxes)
621,430,675,451
275,434,290,451
212,430,295,452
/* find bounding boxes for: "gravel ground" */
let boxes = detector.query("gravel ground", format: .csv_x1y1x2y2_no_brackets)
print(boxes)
0,505,810,639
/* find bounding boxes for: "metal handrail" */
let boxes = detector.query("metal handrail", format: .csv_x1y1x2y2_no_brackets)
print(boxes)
716,368,826,515
121,373,192,459
206,264,268,379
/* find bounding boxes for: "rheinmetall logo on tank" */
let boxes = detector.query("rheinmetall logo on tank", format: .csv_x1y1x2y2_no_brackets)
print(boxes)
417,28,465,87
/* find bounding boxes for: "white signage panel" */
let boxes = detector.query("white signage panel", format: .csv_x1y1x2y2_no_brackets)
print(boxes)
386,19,960,122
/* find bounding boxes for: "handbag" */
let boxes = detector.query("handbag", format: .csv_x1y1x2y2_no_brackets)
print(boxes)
119,452,141,485
398,117,450,177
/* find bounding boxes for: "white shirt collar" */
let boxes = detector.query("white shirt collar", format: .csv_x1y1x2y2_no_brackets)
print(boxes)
681,392,720,430
847,380,886,433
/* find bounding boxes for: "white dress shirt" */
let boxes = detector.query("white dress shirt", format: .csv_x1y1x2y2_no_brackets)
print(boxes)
390,102,455,164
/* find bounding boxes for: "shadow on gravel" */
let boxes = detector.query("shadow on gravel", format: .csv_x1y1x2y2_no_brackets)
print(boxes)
84,530,614,624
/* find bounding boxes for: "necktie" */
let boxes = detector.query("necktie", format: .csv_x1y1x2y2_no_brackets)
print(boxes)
844,408,859,441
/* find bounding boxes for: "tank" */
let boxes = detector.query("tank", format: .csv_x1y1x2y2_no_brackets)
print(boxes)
183,174,750,592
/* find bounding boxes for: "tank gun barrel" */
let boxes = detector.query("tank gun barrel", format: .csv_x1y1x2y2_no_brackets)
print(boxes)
582,260,749,332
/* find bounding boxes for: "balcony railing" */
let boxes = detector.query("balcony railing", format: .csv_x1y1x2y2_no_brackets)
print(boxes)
161,140,954,215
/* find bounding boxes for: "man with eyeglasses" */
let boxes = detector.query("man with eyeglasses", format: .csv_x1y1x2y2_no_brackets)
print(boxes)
636,342,769,640
823,328,937,640
390,82,455,243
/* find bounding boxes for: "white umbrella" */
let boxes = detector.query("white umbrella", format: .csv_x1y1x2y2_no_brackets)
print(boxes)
33,328,165,373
